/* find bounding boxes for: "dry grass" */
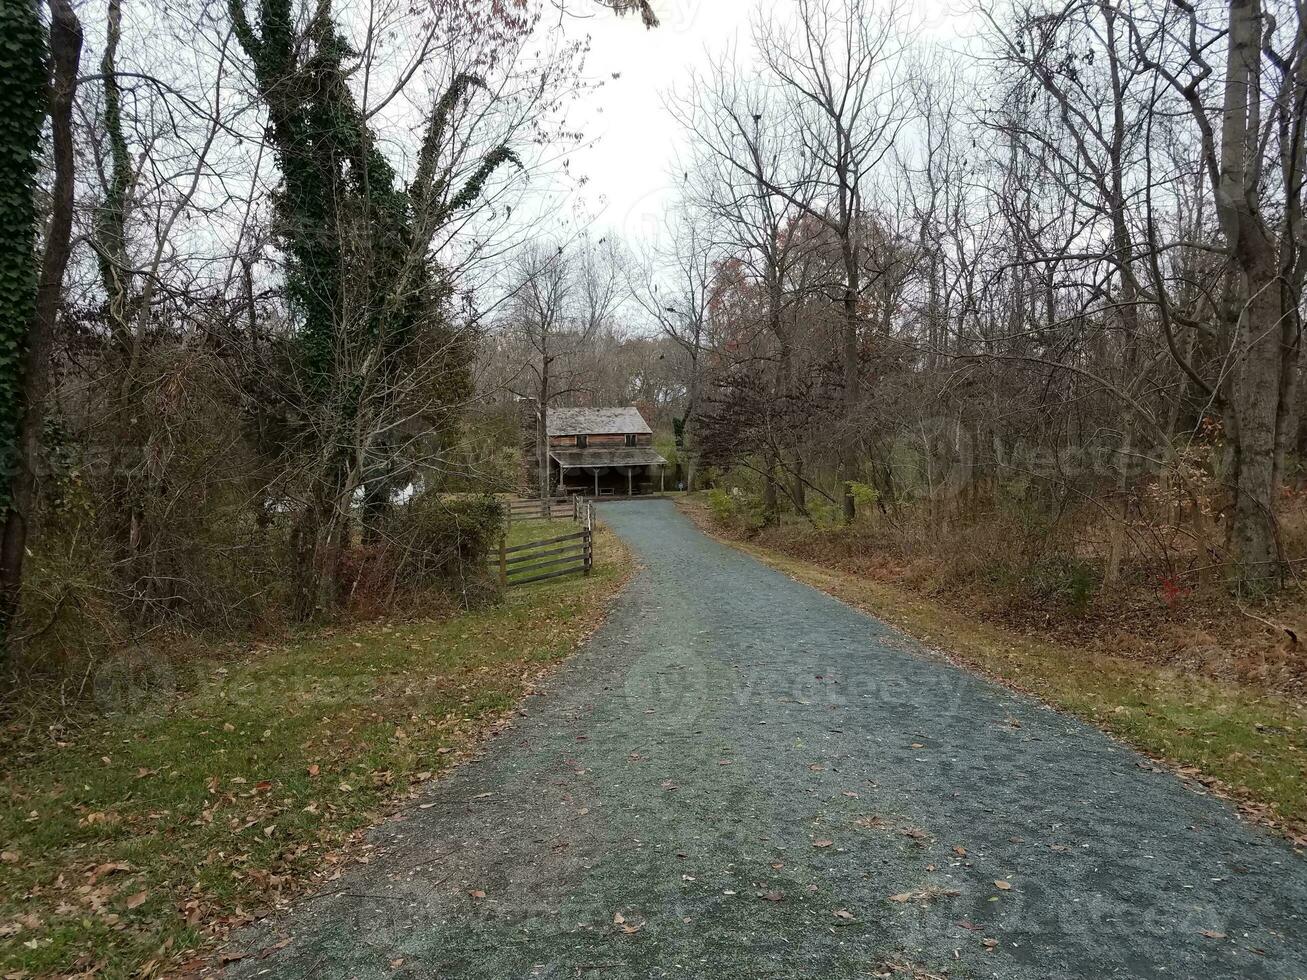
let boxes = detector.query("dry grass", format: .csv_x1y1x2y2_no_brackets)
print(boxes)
732,499,1307,698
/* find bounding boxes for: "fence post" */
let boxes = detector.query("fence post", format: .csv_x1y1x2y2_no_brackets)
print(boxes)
583,501,593,575
498,535,507,587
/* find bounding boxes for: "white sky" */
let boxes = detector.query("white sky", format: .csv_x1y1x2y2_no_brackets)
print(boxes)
555,0,978,246
559,0,756,245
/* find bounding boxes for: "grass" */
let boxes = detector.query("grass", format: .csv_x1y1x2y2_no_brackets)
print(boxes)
503,510,586,549
680,499,1307,841
0,525,629,979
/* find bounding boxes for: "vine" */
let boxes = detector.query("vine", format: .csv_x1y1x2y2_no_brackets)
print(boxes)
0,0,50,511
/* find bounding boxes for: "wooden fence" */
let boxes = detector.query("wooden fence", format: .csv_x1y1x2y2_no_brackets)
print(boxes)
495,497,594,587
503,495,573,525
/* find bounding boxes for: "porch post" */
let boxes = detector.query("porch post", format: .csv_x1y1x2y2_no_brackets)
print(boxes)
660,465,665,494
593,468,598,497
627,468,632,496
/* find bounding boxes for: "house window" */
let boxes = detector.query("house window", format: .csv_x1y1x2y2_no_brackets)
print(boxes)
625,433,636,447
576,434,587,448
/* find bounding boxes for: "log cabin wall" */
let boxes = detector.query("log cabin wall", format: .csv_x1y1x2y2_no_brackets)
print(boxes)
549,432,654,448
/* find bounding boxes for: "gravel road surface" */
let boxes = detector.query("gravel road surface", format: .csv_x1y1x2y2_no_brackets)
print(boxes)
226,499,1307,979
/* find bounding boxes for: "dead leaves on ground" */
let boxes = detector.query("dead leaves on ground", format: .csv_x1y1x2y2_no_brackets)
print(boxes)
612,911,643,935
887,886,961,904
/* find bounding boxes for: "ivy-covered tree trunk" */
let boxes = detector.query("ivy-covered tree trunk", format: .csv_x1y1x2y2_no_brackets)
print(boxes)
0,0,81,646
229,0,514,620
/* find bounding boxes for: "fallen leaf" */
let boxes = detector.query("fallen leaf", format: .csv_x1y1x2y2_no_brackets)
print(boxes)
124,891,148,910
888,887,960,904
307,764,320,777
813,839,834,848
468,889,486,900
1200,930,1227,940
90,862,131,883
612,911,643,934
760,891,784,902
994,880,1012,891
832,909,855,920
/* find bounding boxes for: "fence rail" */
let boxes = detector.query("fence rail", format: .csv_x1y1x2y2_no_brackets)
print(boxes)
503,496,572,523
495,496,594,587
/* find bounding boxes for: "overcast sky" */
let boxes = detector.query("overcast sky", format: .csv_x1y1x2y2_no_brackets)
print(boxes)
554,0,979,247
559,0,755,245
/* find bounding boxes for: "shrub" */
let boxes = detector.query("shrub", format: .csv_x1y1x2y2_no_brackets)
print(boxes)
707,487,735,524
1030,555,1100,610
848,481,880,510
340,494,505,616
705,486,768,533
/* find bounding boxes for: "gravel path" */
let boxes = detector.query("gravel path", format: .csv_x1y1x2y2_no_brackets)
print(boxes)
227,500,1307,979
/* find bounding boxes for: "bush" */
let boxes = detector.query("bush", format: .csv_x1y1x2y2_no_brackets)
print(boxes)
339,494,505,616
848,481,880,510
706,486,768,533
707,487,735,524
982,552,1100,614
394,494,504,576
1024,554,1100,611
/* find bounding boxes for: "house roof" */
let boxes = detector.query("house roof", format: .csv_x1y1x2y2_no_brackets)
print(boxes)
546,406,652,437
549,447,667,470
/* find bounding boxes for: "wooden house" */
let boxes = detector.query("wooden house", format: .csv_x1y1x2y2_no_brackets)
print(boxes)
546,407,667,496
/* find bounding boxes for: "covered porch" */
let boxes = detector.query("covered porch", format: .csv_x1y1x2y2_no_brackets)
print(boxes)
550,447,668,498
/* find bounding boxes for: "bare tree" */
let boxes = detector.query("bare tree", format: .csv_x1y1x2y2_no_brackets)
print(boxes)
751,0,913,521
501,241,606,500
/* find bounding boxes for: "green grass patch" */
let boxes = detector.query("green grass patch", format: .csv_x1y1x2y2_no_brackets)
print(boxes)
503,511,585,549
0,527,629,978
683,502,1307,838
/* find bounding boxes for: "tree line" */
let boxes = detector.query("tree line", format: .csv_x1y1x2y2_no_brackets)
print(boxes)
663,0,1306,594
0,0,656,682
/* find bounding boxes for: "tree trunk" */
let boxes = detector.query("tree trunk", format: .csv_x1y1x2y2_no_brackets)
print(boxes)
1217,0,1284,588
538,357,551,504
840,236,860,523
0,0,83,641
684,349,699,491
1231,258,1284,588
762,455,779,524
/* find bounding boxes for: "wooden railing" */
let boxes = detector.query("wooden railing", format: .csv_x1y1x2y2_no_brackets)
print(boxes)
503,495,573,524
495,497,594,587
